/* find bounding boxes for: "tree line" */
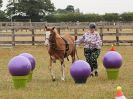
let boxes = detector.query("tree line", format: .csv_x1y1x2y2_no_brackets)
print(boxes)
0,0,133,22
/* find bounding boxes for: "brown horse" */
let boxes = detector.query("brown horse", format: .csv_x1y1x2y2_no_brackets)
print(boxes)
44,26,78,81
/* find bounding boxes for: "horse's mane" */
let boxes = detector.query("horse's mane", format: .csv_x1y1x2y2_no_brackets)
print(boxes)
54,29,62,39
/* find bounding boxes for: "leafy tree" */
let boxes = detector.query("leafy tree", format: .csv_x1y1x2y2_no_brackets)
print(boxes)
120,12,133,21
0,10,8,21
6,0,55,21
0,0,2,8
65,5,74,12
55,9,68,14
103,13,119,22
45,13,102,22
0,0,8,21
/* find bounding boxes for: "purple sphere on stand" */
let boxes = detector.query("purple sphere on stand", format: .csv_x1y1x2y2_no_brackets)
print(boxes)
8,56,31,76
103,51,123,69
70,60,91,83
19,53,36,71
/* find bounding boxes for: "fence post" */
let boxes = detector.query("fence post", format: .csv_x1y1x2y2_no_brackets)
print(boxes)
12,29,15,46
131,42,133,46
116,28,119,46
74,28,78,40
32,29,35,45
100,27,103,45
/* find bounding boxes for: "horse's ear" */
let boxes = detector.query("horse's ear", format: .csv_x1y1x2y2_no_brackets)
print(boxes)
52,27,55,30
45,26,47,29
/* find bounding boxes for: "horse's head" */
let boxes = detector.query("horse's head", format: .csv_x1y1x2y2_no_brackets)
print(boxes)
44,26,56,46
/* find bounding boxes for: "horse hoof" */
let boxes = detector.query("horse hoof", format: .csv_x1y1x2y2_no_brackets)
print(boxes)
95,71,98,77
52,78,56,82
90,73,94,77
61,78,65,81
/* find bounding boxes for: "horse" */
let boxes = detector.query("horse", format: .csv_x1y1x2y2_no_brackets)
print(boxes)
44,26,78,81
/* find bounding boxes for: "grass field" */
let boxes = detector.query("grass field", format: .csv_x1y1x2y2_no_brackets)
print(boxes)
0,46,133,99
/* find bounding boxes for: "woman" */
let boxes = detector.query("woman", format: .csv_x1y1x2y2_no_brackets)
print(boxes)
75,23,102,76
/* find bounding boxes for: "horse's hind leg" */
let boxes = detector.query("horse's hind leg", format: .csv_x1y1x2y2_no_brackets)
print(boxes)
71,50,76,63
61,60,65,81
67,57,69,61
49,57,56,81
72,55,75,63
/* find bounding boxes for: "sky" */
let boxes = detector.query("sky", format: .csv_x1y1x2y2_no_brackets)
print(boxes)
1,0,133,14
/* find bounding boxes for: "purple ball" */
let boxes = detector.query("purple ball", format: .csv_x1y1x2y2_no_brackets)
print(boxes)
19,53,36,71
103,51,123,69
70,60,91,83
8,56,31,76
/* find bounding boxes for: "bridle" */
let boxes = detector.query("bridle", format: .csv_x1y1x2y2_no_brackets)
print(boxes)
45,31,65,51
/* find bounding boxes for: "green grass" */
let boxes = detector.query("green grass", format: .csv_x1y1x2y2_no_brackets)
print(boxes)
0,46,133,99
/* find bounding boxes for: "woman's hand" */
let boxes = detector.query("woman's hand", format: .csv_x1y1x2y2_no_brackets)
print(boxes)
74,41,78,44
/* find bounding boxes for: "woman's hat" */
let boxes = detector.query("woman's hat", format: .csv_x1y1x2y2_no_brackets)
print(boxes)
89,23,96,29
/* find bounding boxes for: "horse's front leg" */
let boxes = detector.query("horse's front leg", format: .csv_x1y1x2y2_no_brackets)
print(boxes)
49,57,56,81
60,59,65,81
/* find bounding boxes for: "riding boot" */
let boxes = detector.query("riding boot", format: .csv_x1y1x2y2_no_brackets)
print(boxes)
94,69,98,77
90,72,94,77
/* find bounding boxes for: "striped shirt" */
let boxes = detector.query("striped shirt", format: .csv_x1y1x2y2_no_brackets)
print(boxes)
75,32,102,49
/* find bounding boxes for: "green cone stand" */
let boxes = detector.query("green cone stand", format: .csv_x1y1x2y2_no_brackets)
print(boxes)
106,69,119,80
12,75,28,89
27,71,33,82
